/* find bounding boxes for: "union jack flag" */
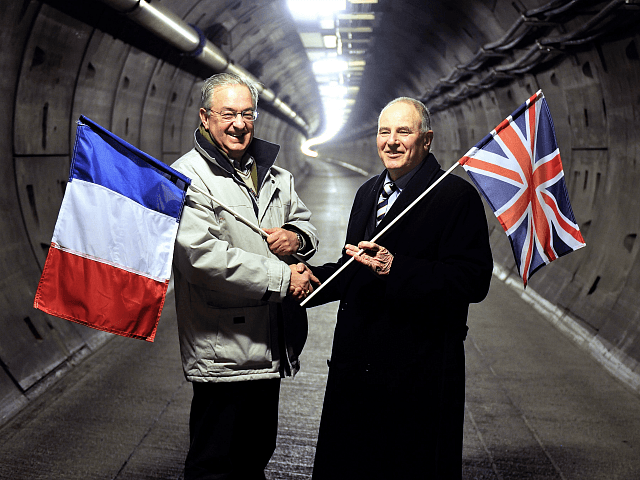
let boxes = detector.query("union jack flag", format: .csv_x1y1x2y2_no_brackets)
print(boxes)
458,90,586,286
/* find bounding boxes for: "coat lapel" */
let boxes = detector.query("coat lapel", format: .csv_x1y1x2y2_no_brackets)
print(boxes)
335,174,384,289
352,174,385,243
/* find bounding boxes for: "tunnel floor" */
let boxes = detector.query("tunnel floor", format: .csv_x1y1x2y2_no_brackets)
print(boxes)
1,159,640,479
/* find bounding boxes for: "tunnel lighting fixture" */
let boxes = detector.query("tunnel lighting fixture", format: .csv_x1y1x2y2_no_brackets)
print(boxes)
338,26,374,33
306,50,329,62
320,18,335,30
301,126,344,157
287,0,347,21
323,35,338,48
337,13,375,20
299,32,325,48
319,83,348,98
301,96,349,157
312,58,348,74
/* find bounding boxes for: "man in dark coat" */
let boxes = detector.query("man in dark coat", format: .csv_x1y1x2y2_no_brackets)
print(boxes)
308,97,493,479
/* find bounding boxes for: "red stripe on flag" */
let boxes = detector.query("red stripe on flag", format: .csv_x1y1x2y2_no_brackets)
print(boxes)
528,101,536,155
522,216,536,286
34,246,168,342
461,157,523,184
541,191,586,245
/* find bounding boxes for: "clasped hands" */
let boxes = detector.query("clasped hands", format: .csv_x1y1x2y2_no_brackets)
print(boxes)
287,263,319,301
264,227,318,301
266,226,392,301
287,240,393,302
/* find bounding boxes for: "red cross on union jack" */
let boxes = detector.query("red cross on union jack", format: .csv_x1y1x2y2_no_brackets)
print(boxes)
458,91,586,286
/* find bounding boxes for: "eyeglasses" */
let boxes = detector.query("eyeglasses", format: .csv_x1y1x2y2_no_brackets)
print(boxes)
208,109,258,122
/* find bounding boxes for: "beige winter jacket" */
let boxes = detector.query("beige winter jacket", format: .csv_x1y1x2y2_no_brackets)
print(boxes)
171,131,318,382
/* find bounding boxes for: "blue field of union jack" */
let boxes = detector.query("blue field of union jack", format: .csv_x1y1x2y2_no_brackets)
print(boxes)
459,90,586,286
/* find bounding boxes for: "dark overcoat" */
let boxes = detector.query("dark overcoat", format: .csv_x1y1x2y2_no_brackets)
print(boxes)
309,153,493,480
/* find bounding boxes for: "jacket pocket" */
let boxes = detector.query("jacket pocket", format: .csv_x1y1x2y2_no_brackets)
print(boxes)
211,304,272,367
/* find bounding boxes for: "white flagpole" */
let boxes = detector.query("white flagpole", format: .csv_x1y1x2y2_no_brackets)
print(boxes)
189,183,308,264
301,161,460,307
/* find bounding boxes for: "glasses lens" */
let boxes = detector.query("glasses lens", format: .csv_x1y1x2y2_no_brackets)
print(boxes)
214,110,256,122
242,110,256,121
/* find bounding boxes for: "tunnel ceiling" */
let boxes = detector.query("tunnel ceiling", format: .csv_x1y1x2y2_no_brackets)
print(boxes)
41,0,640,141
340,0,640,139
44,0,325,134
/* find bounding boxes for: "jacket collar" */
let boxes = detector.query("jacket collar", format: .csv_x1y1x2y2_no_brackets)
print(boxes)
194,128,281,190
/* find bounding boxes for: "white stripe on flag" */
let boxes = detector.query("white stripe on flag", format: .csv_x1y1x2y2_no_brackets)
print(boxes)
52,179,178,280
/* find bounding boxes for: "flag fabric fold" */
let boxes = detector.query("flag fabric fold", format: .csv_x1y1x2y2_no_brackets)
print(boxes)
34,116,191,341
459,90,586,286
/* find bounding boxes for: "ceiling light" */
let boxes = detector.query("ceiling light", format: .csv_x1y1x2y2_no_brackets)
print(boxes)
323,35,338,48
299,32,325,48
312,58,348,74
319,18,335,30
287,0,347,21
319,83,348,98
337,13,375,20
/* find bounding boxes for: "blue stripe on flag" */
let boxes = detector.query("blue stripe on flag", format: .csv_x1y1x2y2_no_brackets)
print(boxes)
466,171,520,213
513,109,527,135
484,137,509,158
70,116,191,220
535,100,559,160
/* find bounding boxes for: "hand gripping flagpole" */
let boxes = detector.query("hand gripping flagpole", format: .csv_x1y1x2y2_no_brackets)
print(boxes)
189,183,308,264
301,161,460,307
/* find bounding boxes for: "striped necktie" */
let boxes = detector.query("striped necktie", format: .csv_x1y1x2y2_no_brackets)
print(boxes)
376,181,397,224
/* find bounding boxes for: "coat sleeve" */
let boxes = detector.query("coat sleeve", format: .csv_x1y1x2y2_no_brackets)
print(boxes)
303,179,375,308
173,171,292,302
385,181,493,306
281,172,319,262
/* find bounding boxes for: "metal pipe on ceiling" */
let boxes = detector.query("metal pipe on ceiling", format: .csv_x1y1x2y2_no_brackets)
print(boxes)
97,0,310,132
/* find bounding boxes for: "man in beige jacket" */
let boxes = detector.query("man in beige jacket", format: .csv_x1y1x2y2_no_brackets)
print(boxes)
172,72,319,480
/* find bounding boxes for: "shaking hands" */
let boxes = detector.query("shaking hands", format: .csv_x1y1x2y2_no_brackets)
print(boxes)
288,263,320,301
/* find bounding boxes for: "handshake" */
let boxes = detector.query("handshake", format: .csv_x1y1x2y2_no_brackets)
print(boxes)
288,263,320,301
285,240,394,302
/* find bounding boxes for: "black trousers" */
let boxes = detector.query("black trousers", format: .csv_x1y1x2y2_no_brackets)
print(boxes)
312,340,465,480
184,378,281,480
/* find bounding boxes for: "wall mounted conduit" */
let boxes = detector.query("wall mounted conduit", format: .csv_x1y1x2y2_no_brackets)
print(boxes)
422,0,639,112
97,0,310,133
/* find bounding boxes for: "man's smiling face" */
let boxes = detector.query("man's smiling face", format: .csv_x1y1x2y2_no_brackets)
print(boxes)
200,84,255,160
376,101,433,181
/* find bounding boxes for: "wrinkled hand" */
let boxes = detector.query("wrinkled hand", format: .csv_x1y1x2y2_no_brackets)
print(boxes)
264,228,299,256
288,263,320,301
345,241,394,276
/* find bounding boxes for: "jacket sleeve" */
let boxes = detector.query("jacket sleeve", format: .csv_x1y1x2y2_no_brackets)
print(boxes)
281,172,319,262
173,172,292,302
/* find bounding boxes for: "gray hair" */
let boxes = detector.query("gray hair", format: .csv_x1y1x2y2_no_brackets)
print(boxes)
378,97,431,132
200,72,259,110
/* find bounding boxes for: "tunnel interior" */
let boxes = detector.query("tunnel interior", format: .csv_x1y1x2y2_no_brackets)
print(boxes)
1,0,640,423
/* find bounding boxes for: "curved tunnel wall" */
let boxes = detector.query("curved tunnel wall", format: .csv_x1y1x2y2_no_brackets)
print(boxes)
2,0,640,424
319,31,640,394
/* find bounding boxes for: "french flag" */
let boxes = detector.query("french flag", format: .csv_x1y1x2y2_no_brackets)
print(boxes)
34,116,190,342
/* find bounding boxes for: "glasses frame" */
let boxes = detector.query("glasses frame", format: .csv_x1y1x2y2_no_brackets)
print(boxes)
208,109,258,122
